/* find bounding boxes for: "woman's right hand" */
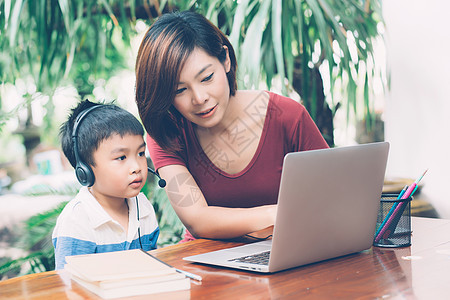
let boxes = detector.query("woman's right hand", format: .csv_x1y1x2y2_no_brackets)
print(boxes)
158,164,277,239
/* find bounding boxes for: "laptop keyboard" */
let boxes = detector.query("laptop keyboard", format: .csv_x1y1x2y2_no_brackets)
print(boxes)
228,251,271,265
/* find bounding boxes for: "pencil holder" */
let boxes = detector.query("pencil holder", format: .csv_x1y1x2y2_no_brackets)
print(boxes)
373,194,412,248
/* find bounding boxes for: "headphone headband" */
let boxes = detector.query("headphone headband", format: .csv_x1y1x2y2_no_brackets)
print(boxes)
72,104,102,187
72,105,102,138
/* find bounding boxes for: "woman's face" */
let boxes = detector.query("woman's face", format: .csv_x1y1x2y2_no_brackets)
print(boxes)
172,47,231,129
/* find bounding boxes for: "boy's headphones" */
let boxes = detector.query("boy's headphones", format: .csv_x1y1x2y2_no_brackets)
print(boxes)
71,104,166,189
72,105,102,187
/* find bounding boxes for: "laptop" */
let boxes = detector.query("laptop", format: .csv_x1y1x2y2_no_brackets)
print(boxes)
183,142,390,273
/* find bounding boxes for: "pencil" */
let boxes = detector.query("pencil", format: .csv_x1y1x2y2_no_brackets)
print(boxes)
140,249,202,281
374,169,428,243
373,185,408,239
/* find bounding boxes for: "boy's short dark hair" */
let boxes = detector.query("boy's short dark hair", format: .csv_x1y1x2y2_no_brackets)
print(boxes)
60,100,144,169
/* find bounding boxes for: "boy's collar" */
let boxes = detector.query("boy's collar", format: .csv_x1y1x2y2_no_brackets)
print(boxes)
78,186,113,229
78,187,152,228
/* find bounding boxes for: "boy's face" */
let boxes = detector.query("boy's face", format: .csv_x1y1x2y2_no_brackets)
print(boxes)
90,133,148,203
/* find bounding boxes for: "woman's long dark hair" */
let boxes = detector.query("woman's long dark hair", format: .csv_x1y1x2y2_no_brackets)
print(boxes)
135,11,237,153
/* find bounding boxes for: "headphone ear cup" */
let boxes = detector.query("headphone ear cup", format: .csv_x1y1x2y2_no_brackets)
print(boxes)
75,161,95,187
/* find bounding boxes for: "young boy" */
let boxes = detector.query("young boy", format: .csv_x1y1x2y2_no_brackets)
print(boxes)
52,100,159,270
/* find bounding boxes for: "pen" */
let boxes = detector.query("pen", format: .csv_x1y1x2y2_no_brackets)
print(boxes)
400,169,427,200
397,185,408,199
382,170,427,239
373,185,408,239
140,249,202,281
374,169,428,243
175,268,203,281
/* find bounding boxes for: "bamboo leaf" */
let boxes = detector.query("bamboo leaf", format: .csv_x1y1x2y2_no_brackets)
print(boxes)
305,0,333,61
348,69,357,116
293,0,304,53
3,0,12,25
57,0,70,34
8,0,24,46
130,0,136,21
241,0,271,88
206,0,221,23
271,0,286,94
99,0,119,26
283,2,295,85
364,72,373,128
261,27,275,88
300,14,312,111
229,0,250,58
311,71,317,118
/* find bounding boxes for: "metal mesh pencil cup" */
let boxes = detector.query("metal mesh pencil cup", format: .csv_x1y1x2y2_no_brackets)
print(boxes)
373,194,412,248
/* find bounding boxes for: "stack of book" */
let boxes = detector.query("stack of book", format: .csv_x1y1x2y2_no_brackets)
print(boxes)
64,249,190,299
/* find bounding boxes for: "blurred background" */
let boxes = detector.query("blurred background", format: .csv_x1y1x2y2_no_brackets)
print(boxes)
0,0,448,280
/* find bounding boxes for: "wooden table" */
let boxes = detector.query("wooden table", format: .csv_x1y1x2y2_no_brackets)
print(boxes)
1,217,450,299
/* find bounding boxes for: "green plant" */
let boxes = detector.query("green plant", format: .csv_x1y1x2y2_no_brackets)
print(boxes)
1,0,384,147
143,182,185,246
0,182,79,278
217,0,384,146
0,202,67,277
0,0,138,146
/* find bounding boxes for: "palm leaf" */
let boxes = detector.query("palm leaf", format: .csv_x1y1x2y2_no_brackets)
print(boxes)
146,183,184,246
0,200,67,277
271,0,286,93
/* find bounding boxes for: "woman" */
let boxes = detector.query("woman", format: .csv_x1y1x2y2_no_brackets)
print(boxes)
135,11,328,241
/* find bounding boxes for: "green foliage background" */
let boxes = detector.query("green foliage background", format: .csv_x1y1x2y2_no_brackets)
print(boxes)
0,0,385,278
